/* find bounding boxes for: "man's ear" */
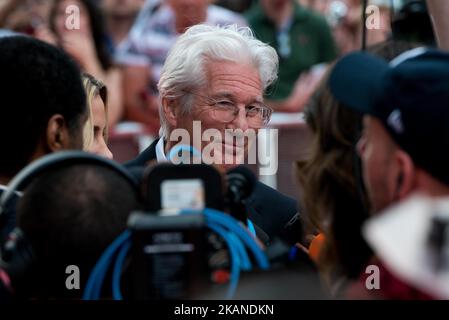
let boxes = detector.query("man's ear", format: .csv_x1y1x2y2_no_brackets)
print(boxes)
162,97,178,127
46,114,70,152
394,150,415,200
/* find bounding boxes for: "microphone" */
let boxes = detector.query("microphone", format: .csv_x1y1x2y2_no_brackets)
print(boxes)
253,223,271,247
226,166,256,202
225,166,257,223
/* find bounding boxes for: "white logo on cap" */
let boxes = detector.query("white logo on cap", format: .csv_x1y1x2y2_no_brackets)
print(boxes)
387,109,404,134
389,47,428,67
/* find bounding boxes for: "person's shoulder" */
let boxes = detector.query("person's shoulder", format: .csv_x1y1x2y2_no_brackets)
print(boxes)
124,138,159,168
252,181,297,211
207,5,248,27
249,183,300,242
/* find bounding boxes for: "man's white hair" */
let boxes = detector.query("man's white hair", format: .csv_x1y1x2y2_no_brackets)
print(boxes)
157,24,279,138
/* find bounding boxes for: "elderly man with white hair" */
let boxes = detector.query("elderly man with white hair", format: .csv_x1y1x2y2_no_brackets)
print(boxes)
126,24,301,245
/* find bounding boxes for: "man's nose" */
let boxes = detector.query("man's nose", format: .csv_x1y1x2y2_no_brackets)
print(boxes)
228,108,249,131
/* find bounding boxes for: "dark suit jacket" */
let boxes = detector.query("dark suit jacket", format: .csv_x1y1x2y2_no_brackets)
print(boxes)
124,139,301,244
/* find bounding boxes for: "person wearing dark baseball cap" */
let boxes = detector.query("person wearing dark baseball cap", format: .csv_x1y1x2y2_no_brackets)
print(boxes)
329,47,449,213
328,48,449,300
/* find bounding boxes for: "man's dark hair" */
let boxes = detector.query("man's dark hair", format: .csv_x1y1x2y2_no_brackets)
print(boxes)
15,164,141,298
0,36,86,178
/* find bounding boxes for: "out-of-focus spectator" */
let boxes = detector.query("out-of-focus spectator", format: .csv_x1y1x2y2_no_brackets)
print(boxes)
82,73,114,159
121,0,246,84
301,0,331,15
48,0,123,128
296,67,372,296
101,0,144,50
245,0,337,112
295,39,420,298
115,0,247,132
328,0,363,54
214,0,254,13
329,47,449,299
319,0,432,55
302,0,399,54
118,0,247,90
119,58,161,134
0,0,54,36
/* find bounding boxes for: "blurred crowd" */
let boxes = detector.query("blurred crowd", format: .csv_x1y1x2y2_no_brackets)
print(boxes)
1,0,449,301
0,0,408,133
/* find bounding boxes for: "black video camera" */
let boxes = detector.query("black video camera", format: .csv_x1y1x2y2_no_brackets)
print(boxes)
126,163,265,300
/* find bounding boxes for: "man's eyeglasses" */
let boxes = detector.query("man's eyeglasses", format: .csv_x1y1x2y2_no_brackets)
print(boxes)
183,90,273,128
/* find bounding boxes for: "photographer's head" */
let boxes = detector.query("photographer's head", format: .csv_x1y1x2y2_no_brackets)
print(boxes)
330,48,449,212
0,36,87,183
13,157,141,298
157,24,278,169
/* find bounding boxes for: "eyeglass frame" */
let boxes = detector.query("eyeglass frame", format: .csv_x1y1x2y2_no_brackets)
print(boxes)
181,89,273,127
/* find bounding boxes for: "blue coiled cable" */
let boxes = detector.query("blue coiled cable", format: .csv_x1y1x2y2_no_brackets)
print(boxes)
83,209,269,300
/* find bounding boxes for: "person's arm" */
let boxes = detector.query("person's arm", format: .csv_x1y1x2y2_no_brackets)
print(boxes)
426,0,449,50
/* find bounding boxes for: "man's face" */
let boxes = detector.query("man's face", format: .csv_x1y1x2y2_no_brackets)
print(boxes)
173,60,264,170
357,116,400,213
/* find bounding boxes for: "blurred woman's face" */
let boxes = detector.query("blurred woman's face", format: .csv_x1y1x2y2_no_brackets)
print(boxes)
88,95,113,159
54,0,90,35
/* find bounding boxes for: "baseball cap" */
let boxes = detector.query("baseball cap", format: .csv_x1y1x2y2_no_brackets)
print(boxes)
329,47,449,186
